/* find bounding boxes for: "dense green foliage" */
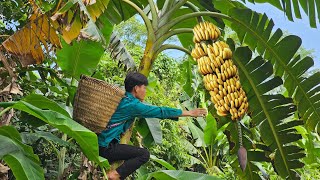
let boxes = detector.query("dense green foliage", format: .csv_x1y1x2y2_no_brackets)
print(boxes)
1,0,320,179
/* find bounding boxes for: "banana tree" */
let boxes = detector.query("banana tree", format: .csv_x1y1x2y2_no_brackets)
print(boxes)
1,0,320,179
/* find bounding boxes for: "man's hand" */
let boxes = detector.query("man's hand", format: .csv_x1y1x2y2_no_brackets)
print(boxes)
182,108,208,117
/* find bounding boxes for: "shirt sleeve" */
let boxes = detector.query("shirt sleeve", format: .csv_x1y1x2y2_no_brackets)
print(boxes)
131,101,182,120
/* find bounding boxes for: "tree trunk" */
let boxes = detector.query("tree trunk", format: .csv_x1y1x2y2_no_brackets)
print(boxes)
110,39,156,171
119,39,155,144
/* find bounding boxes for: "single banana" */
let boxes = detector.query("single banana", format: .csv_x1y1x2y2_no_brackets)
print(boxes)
221,72,226,81
235,99,239,107
222,88,227,96
214,87,219,94
236,81,241,90
212,43,220,57
234,91,239,99
230,100,235,108
224,103,230,111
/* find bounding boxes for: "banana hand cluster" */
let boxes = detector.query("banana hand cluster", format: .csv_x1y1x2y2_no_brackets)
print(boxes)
191,22,249,121
193,21,221,43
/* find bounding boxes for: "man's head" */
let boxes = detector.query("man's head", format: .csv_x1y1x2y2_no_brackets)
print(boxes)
125,72,148,101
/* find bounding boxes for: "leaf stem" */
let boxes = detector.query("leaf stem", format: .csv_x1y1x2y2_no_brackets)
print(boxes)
0,107,12,117
148,0,158,29
159,11,231,33
155,44,190,57
183,2,203,22
122,0,155,42
155,28,193,47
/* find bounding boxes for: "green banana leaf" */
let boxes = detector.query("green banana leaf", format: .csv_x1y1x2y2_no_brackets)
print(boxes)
108,32,137,70
233,46,304,179
226,8,320,132
135,118,163,147
0,94,109,169
150,155,176,170
140,170,222,180
240,0,320,28
0,126,44,180
56,40,104,79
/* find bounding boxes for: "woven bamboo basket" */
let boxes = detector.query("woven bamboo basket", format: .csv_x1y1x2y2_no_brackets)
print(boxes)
73,75,125,133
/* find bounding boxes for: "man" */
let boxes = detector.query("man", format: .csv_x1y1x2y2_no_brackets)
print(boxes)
98,72,207,180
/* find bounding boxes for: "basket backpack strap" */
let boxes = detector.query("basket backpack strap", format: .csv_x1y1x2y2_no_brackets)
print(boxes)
106,121,126,130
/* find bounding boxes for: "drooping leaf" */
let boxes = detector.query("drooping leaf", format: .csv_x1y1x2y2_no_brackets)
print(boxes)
241,0,319,27
187,120,205,147
0,126,44,180
52,0,112,44
80,12,113,43
86,0,110,21
179,58,195,97
1,14,61,66
150,155,176,170
59,10,83,44
233,46,304,179
0,94,109,169
105,0,149,25
141,170,222,180
227,8,320,132
145,118,162,144
56,39,104,79
135,118,163,146
203,113,217,146
108,32,136,70
21,131,71,147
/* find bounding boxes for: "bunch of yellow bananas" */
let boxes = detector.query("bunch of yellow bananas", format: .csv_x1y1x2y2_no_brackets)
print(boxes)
191,22,249,121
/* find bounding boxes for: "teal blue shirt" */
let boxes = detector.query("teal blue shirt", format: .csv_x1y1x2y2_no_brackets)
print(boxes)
98,92,182,147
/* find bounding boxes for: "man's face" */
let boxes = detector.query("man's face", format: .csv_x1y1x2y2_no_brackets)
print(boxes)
135,85,147,101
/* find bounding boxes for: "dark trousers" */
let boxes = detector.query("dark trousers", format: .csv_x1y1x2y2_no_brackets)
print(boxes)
99,141,150,180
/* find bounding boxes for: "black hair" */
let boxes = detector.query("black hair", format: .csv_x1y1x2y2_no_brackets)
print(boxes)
124,72,148,92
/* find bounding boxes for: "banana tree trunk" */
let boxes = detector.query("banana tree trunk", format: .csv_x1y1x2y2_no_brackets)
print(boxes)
120,40,156,145
138,40,156,76
109,39,156,171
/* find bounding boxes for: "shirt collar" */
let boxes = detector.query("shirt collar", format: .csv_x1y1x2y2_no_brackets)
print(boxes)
125,92,136,99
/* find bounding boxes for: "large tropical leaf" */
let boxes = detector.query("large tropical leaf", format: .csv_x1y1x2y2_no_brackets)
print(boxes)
139,170,222,180
224,8,320,132
77,0,111,43
179,58,196,97
0,94,109,169
187,119,205,147
21,131,71,148
52,0,112,43
203,113,218,146
105,0,149,25
150,155,176,170
108,32,136,70
56,40,104,79
232,46,304,179
240,0,320,28
1,0,113,68
1,13,61,66
0,126,44,180
135,118,163,147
